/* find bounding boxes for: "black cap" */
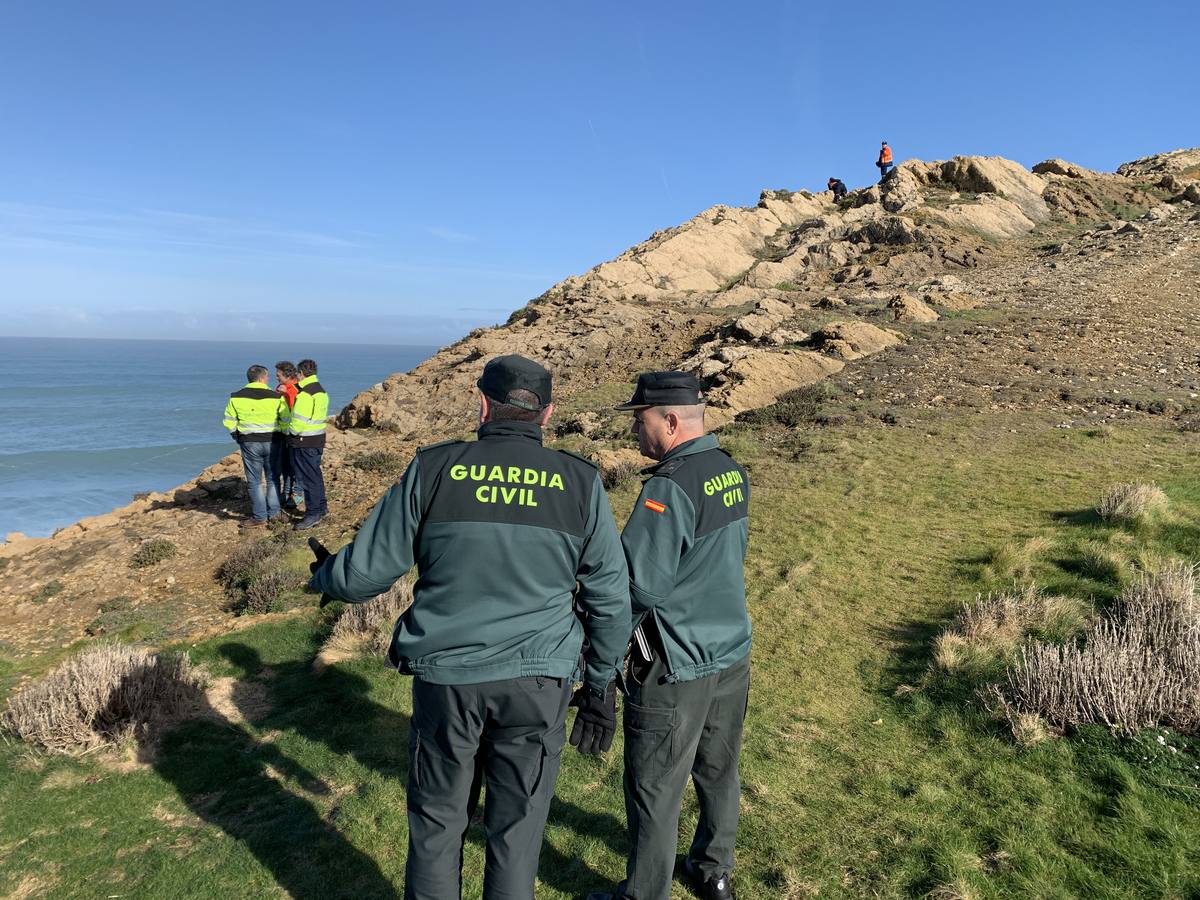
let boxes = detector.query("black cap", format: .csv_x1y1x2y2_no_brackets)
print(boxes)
614,371,704,410
477,355,551,411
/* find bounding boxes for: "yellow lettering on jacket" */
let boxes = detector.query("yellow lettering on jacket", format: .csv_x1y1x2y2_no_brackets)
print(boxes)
703,469,743,496
450,461,563,507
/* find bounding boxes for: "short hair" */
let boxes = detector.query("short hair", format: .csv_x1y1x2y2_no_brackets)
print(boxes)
275,360,298,380
485,389,544,423
246,365,269,383
298,359,318,377
658,404,705,427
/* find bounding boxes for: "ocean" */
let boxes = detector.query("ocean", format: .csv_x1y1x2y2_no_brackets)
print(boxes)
0,337,438,539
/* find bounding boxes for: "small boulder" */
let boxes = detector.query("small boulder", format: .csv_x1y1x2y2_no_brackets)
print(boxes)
732,297,793,342
812,321,903,361
888,294,939,323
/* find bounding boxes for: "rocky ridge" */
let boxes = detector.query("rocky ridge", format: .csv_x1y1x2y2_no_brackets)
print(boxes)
2,149,1199,659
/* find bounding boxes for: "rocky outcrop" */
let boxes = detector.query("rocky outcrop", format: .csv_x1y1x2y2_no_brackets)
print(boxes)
812,321,904,361
1116,148,1200,180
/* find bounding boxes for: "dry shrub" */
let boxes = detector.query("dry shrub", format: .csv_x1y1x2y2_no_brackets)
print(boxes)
216,535,303,615
996,562,1200,736
1077,540,1129,585
933,584,1087,673
983,536,1050,581
1,642,206,754
601,459,643,491
323,576,414,659
1097,482,1168,525
128,538,177,569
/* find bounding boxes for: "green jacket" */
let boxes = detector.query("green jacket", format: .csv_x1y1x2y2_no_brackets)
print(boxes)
310,420,632,693
288,374,329,448
222,383,287,442
622,433,751,683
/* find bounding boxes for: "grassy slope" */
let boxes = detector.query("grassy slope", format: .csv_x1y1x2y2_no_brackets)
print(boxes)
2,412,1199,898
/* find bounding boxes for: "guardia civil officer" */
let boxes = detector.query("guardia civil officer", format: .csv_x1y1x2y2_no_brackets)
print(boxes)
309,355,631,900
589,372,751,900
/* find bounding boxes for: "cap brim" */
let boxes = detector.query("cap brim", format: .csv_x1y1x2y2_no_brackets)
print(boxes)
613,401,650,411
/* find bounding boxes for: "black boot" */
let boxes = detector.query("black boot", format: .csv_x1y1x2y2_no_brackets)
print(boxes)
681,858,734,900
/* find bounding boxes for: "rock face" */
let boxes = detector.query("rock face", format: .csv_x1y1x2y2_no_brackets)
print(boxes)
1116,148,1200,180
1033,158,1100,179
705,349,844,428
888,293,940,323
813,321,904,361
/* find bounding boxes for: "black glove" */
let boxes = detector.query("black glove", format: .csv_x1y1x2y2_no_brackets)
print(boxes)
308,537,331,575
307,538,338,608
569,683,616,755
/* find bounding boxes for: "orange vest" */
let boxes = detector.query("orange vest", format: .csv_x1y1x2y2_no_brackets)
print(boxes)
879,146,893,164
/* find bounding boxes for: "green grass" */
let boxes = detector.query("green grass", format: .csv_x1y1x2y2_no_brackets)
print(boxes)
2,413,1200,897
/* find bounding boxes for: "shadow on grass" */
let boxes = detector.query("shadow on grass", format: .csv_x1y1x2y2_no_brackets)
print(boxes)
173,642,626,897
154,643,401,899
1051,507,1104,528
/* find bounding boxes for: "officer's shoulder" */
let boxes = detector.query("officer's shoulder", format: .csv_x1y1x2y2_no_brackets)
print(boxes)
649,456,691,480
416,438,465,456
552,447,599,471
301,380,326,395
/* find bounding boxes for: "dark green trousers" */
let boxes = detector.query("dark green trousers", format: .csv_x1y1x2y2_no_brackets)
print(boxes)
621,651,750,900
405,675,572,900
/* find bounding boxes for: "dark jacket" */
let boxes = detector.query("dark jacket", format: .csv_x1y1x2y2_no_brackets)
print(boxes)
622,434,751,683
310,420,631,692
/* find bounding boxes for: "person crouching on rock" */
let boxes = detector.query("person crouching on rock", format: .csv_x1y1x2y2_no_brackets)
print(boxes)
222,364,288,528
827,177,848,202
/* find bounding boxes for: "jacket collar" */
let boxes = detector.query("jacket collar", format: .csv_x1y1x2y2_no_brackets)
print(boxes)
644,433,718,473
477,420,544,445
243,382,274,391
298,375,319,387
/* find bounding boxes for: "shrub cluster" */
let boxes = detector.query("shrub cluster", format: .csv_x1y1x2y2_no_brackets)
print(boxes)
1,642,205,754
1097,482,1168,525
350,451,407,477
934,584,1088,674
737,384,830,429
128,538,177,569
216,534,303,615
993,562,1200,738
322,577,414,658
601,459,643,491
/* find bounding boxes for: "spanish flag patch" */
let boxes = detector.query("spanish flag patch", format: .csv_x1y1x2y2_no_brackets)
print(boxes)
644,499,667,514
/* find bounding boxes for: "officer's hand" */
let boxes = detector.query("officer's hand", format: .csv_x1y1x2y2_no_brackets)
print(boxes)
568,684,616,755
307,537,331,575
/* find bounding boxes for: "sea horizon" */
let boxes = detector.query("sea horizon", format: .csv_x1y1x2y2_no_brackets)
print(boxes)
0,336,438,539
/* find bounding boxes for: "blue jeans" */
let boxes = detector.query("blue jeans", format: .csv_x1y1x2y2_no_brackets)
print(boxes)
240,439,283,521
277,445,303,504
878,161,894,182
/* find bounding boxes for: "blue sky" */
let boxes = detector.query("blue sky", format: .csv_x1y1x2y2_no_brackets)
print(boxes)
0,0,1194,345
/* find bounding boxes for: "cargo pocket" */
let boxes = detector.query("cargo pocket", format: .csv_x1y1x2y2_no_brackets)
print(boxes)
624,701,675,777
531,722,567,796
407,727,423,793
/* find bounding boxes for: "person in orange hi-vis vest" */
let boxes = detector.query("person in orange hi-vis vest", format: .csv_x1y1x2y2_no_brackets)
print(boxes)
877,141,895,182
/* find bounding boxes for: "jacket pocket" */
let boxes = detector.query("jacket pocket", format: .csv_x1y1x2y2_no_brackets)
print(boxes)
624,700,675,776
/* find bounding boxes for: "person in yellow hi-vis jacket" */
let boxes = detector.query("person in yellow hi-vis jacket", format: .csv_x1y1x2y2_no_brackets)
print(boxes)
222,364,288,528
288,358,329,530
